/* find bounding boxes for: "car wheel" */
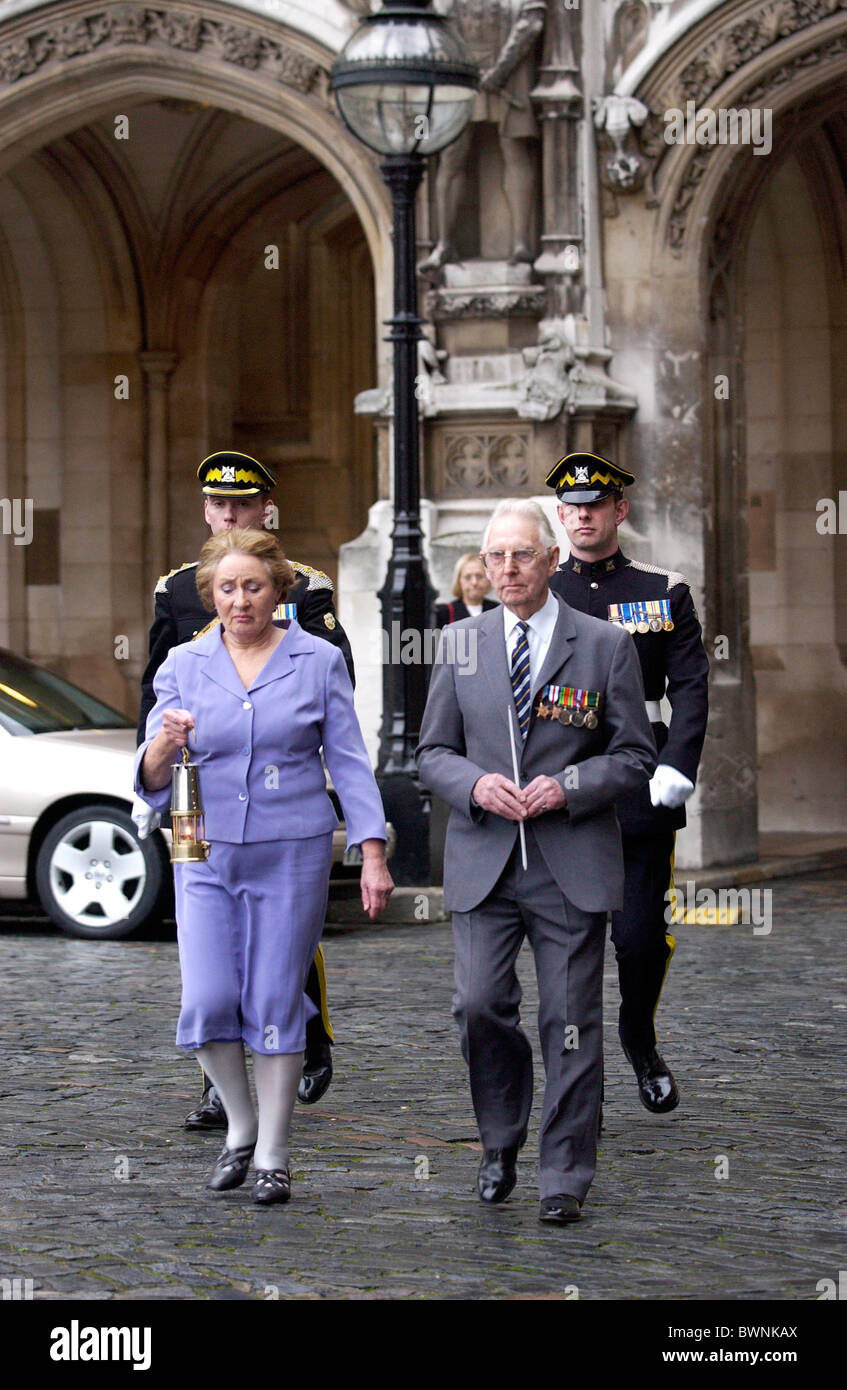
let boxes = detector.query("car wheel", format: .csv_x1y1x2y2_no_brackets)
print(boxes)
35,804,168,940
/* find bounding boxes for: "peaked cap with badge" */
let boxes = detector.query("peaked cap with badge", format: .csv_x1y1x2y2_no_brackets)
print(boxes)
198,451,276,496
545,451,635,505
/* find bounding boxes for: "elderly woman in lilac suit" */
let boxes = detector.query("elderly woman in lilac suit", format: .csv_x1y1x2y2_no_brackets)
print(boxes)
135,528,392,1204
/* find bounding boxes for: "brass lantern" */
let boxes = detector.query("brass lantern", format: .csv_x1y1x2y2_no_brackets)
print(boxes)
170,746,210,863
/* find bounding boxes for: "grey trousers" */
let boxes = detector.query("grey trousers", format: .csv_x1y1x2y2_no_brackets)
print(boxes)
451,830,605,1202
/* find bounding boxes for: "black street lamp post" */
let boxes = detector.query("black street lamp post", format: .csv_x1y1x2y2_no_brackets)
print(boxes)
377,151,429,778
332,1,477,880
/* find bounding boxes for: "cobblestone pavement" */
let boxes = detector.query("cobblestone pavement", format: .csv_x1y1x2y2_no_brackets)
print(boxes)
0,870,845,1302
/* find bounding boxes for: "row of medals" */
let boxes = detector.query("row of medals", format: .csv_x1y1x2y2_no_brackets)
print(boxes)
620,616,674,634
538,703,598,729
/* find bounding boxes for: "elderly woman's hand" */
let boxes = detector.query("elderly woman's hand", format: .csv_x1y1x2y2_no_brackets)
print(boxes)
160,709,195,749
140,709,196,792
359,840,394,921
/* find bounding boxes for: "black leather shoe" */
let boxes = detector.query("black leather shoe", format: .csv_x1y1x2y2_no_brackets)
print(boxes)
625,1045,679,1113
297,1045,333,1105
206,1143,255,1192
539,1194,581,1224
185,1086,227,1132
477,1146,518,1204
252,1168,291,1205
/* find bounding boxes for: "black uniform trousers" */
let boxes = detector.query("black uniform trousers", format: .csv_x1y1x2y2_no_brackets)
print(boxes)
612,830,676,1056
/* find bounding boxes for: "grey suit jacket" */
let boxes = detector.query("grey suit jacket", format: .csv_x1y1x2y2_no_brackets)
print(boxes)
416,594,657,914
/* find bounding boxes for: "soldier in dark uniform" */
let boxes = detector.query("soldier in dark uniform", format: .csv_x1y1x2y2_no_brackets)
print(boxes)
547,453,709,1113
137,452,354,1129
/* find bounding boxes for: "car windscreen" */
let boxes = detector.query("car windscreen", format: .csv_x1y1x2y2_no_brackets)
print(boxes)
0,650,132,735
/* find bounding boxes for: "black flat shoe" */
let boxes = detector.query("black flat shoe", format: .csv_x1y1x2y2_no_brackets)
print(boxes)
477,1146,518,1204
185,1086,228,1132
625,1045,680,1114
252,1168,291,1205
297,1046,333,1105
539,1194,581,1224
206,1143,255,1192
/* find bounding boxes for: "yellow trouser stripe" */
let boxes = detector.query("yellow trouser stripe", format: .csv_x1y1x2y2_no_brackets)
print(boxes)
313,942,335,1043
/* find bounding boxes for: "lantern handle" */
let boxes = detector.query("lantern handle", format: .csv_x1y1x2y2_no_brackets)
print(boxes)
181,745,190,766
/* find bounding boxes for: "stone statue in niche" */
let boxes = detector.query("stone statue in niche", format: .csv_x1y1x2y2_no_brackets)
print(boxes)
419,0,547,276
608,1,650,87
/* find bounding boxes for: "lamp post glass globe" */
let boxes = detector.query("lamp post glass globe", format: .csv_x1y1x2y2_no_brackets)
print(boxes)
332,1,478,156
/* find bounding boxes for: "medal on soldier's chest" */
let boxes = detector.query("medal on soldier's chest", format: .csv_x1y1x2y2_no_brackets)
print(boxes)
608,599,674,634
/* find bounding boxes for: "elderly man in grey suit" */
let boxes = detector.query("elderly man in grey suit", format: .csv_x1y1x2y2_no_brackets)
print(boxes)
417,499,656,1223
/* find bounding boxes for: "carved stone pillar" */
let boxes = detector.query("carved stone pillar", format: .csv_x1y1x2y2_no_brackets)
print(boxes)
699,221,759,866
139,350,177,584
527,5,636,457
531,3,583,317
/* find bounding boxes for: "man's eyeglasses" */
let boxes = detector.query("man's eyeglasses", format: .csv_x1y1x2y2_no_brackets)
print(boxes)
480,549,547,569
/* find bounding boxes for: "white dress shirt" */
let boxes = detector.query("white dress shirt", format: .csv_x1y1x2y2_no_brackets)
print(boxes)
503,587,560,698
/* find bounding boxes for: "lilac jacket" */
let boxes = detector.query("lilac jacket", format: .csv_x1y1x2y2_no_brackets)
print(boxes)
134,621,386,847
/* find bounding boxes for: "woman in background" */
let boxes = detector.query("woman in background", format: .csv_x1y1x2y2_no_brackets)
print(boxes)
434,552,498,628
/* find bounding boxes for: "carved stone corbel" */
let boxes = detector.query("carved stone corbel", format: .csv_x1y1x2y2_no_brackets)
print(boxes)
593,94,650,195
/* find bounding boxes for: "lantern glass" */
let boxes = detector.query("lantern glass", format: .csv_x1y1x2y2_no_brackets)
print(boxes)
170,809,208,862
332,11,477,156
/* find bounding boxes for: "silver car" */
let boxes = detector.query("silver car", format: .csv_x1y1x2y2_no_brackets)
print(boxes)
0,647,171,938
0,648,361,939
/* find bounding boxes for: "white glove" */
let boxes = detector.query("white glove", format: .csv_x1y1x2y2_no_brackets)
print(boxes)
649,764,695,809
131,794,161,840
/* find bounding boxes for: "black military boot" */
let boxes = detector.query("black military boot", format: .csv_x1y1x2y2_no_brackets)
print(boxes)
617,948,679,1113
184,1082,227,1131
299,958,333,1104
298,1039,333,1105
622,1044,679,1113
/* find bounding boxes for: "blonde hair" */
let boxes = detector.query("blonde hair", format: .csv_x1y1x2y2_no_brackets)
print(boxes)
451,552,490,600
196,527,294,610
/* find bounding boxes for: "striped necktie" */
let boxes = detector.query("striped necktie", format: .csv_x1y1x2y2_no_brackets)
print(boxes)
510,620,531,739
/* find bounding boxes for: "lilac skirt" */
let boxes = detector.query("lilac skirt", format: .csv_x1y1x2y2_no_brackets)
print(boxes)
173,834,332,1054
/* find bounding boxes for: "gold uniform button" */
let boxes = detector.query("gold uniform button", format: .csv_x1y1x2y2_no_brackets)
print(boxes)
590,582,599,590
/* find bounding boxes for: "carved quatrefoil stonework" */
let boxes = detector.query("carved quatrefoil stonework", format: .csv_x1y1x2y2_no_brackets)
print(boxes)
436,428,533,497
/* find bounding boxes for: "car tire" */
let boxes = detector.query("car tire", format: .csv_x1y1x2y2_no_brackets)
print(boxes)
35,804,168,940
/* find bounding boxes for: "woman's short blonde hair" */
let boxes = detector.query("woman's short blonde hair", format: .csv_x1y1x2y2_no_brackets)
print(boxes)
196,527,295,610
451,551,489,600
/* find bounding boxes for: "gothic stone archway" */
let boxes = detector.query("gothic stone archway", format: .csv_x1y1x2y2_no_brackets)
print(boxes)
0,0,388,709
604,0,847,866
